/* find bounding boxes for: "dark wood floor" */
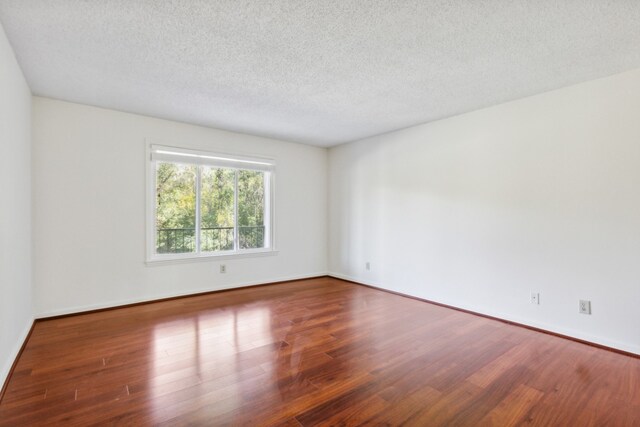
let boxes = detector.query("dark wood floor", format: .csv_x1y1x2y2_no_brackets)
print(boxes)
0,277,638,426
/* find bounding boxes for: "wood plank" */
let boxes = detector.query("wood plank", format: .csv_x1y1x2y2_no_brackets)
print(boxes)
0,278,638,426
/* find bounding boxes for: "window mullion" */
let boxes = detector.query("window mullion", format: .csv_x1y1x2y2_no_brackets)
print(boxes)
195,165,201,253
234,169,239,251
264,172,271,249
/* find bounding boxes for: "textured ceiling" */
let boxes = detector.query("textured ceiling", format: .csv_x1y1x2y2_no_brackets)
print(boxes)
1,1,640,147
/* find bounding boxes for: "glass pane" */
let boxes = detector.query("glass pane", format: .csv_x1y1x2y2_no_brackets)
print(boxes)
155,162,196,253
238,170,266,249
200,167,235,251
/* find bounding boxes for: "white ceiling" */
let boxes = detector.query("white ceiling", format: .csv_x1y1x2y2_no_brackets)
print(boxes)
1,1,640,147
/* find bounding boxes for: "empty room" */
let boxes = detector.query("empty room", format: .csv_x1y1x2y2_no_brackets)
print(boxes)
1,1,639,425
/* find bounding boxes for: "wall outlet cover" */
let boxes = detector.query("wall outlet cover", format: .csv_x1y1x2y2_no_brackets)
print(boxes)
530,292,540,305
579,300,591,314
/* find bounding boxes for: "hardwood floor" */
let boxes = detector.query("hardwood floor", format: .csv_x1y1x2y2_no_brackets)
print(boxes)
1,277,638,426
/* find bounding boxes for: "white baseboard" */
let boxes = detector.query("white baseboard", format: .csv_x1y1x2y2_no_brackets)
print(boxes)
36,272,329,319
328,272,640,356
1,319,33,394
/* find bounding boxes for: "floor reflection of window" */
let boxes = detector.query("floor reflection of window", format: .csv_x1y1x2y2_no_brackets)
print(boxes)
148,306,274,423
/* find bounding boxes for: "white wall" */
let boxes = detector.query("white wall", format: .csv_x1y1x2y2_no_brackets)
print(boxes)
0,22,32,386
329,69,640,354
32,98,328,317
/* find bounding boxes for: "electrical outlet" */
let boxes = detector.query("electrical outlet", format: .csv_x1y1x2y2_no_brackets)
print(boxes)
530,292,540,305
220,264,226,274
579,300,591,315
365,262,371,271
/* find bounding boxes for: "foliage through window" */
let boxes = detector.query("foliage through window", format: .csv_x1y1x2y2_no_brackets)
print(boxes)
149,145,273,260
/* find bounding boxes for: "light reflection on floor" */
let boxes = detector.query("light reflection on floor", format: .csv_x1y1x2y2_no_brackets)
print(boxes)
150,305,276,423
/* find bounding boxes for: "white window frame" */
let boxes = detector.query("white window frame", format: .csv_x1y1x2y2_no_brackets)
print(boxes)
146,143,276,263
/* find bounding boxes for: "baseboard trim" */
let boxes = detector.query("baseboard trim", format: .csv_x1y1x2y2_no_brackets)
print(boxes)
0,319,36,405
329,274,640,359
37,274,330,320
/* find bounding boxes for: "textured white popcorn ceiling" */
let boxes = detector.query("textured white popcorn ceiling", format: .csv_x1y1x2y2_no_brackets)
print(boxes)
1,1,639,147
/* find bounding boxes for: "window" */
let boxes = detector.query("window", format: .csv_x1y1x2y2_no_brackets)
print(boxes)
147,145,274,262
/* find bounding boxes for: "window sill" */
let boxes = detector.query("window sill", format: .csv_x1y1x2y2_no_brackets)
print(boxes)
146,248,278,266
